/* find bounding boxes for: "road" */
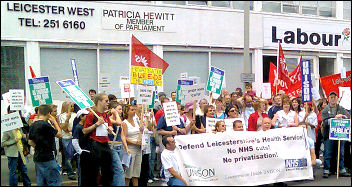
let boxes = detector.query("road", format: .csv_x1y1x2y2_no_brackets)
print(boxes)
1,155,350,186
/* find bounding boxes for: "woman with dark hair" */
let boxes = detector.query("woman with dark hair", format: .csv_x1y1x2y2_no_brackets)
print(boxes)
225,104,241,119
248,100,269,131
291,97,302,115
193,105,215,134
315,98,328,159
300,102,318,141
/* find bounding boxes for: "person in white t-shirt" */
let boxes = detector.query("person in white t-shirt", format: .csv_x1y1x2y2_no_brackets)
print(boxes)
161,135,187,186
272,99,298,128
298,103,318,142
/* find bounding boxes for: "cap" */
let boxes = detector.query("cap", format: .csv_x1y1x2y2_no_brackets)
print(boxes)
329,91,338,96
185,101,194,112
158,92,166,97
76,109,89,119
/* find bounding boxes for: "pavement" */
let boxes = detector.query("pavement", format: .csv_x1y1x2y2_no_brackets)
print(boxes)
1,154,350,186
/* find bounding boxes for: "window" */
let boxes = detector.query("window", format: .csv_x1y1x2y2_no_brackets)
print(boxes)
233,1,254,10
318,1,335,17
162,1,186,5
262,1,282,13
1,46,25,96
187,1,207,6
301,1,318,15
344,1,351,20
282,1,299,13
210,1,230,8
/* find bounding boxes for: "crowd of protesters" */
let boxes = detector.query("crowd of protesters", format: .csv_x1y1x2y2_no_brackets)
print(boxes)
1,82,351,186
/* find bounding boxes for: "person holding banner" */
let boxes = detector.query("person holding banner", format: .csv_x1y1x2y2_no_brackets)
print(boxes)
1,109,31,186
160,135,187,186
261,117,272,131
83,93,114,186
268,94,283,119
248,100,269,131
214,121,226,133
233,120,244,131
272,99,298,128
193,105,215,134
321,91,351,178
291,98,303,116
28,104,63,186
121,105,143,186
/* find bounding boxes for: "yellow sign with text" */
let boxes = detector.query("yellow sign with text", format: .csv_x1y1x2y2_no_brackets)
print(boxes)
131,65,163,86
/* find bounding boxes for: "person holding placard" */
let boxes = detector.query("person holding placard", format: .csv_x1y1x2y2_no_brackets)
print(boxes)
248,100,269,131
1,108,31,186
157,102,187,137
83,93,114,186
193,105,215,134
121,105,143,186
272,99,298,128
195,98,208,116
321,91,351,178
28,104,63,186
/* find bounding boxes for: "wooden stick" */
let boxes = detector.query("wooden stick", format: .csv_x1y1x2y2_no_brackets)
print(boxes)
88,108,116,136
193,100,197,121
337,140,340,179
210,92,213,105
12,130,26,165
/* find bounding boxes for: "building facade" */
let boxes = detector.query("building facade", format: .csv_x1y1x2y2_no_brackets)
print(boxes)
1,1,351,105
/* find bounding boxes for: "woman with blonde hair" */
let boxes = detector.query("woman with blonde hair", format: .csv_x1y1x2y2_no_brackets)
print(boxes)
272,99,298,128
214,121,226,133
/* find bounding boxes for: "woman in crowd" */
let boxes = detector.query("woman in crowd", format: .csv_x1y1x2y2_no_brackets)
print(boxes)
225,104,242,119
195,98,208,116
291,97,303,118
272,99,298,128
214,97,226,119
193,105,215,134
214,121,226,133
248,100,269,131
315,98,328,158
121,105,143,186
180,101,196,135
299,102,318,142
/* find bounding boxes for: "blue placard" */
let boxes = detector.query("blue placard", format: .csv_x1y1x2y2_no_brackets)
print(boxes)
28,76,49,84
301,60,312,102
57,79,76,88
178,80,194,85
70,59,80,87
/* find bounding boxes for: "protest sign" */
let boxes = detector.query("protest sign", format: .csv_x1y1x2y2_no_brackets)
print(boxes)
120,76,135,98
176,80,194,105
189,76,201,85
148,91,156,109
56,79,94,109
28,76,53,107
329,118,351,141
163,101,180,127
261,83,272,99
1,112,23,133
320,71,351,98
181,72,188,79
311,87,321,101
9,89,24,110
183,83,206,104
206,118,245,133
130,35,169,86
301,60,312,102
339,87,350,99
136,85,154,105
174,127,313,186
339,89,351,110
70,59,80,87
206,66,225,94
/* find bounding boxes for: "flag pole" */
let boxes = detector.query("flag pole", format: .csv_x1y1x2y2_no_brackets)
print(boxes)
276,41,280,94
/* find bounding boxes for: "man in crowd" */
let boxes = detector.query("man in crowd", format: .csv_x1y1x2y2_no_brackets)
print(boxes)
28,104,63,186
88,89,97,100
321,91,351,178
161,135,187,186
233,120,244,131
243,95,255,129
154,92,167,114
268,94,282,119
171,91,177,102
154,97,170,125
261,117,272,131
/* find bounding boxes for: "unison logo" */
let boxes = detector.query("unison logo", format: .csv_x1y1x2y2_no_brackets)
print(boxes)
184,164,216,179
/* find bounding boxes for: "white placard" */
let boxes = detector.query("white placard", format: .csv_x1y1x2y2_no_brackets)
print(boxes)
2,92,11,105
10,89,24,110
136,85,154,105
1,112,23,133
174,128,313,186
340,66,347,79
96,122,108,136
311,87,321,100
163,101,180,127
180,72,188,80
183,83,206,104
339,89,351,110
189,76,201,85
262,83,272,99
339,87,350,99
206,118,246,133
120,76,135,98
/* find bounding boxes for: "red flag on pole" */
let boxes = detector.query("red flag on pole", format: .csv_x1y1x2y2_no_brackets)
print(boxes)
131,35,169,74
29,66,36,78
287,56,302,98
277,42,290,84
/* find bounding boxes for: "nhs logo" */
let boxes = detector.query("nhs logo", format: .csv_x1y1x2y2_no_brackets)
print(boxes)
285,158,307,168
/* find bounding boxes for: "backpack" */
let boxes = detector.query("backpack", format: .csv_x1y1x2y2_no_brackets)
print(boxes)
65,139,76,160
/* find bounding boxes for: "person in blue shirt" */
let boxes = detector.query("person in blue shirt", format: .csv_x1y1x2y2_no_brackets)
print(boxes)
157,102,187,137
268,94,283,119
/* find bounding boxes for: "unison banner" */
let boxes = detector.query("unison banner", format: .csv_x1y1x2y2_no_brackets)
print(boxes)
174,128,313,186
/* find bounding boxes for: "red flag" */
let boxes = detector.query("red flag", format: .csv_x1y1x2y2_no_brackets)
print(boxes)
131,35,169,74
320,71,351,98
277,42,290,84
287,56,302,98
29,66,36,78
269,62,289,96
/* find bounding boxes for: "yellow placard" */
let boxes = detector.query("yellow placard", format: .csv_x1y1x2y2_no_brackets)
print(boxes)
130,65,163,86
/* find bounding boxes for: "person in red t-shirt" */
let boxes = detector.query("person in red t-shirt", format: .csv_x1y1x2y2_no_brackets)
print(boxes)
82,93,114,186
154,97,170,124
248,100,269,131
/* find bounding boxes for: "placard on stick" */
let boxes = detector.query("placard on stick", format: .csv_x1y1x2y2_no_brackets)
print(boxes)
206,66,225,94
1,112,23,133
10,89,24,110
28,76,53,107
163,101,180,127
329,118,351,141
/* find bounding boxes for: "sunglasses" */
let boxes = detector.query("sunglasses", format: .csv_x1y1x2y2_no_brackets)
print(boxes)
229,109,237,113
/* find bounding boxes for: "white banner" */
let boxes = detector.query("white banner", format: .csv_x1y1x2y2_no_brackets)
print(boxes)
136,85,154,105
206,118,245,133
1,112,23,133
120,76,135,98
9,89,24,111
174,127,313,186
163,101,180,127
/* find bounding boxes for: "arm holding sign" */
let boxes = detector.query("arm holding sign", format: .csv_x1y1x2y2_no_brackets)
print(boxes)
1,131,18,147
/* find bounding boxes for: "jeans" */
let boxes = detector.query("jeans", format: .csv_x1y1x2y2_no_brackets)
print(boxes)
148,136,156,179
323,139,346,174
167,177,186,186
8,154,31,186
35,159,62,186
111,145,125,186
61,138,74,176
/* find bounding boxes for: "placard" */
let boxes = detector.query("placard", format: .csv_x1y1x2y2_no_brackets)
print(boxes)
329,118,351,141
189,76,201,85
206,118,246,133
181,72,188,80
206,66,225,94
311,87,321,101
339,89,351,110
9,89,24,110
183,83,206,104
136,85,154,105
56,79,94,110
1,112,23,133
163,101,180,127
28,76,53,107
70,58,80,87
262,83,272,99
176,80,194,105
120,76,135,98
301,60,312,102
